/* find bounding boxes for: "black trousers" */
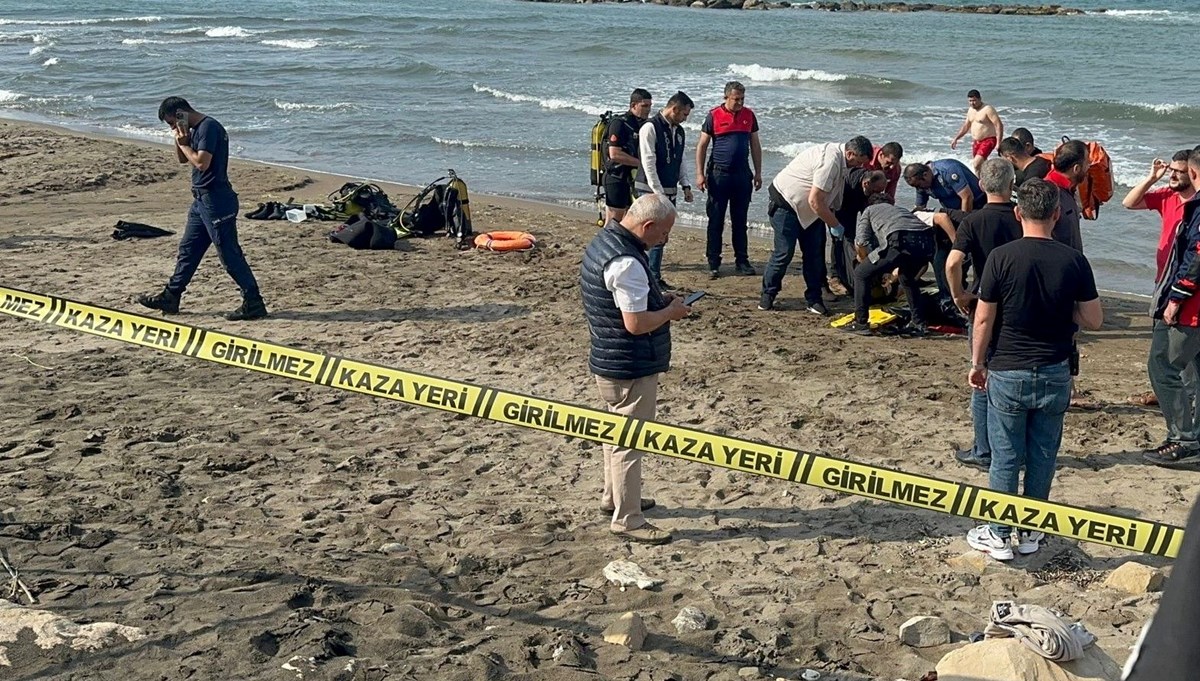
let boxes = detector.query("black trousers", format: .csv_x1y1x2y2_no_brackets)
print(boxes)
852,231,934,325
705,166,752,268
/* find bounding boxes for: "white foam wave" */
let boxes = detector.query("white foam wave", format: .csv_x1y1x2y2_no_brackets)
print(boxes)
0,16,162,26
121,38,167,45
205,26,253,38
1127,101,1185,114
29,45,45,55
0,90,23,103
767,142,815,158
115,124,172,141
42,57,58,66
1098,9,1171,17
272,99,354,112
728,63,868,84
472,84,606,116
261,39,319,49
32,34,49,43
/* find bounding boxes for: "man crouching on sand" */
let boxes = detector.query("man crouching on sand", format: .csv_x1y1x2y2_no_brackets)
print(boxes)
581,194,691,545
138,96,267,321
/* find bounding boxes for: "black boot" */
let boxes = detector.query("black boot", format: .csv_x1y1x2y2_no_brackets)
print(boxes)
137,288,180,314
225,298,267,321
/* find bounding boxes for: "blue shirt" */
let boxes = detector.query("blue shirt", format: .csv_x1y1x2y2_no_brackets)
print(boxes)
189,116,230,189
701,106,758,172
916,159,985,211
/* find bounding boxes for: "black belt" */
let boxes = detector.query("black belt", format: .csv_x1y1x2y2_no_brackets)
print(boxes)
191,183,233,197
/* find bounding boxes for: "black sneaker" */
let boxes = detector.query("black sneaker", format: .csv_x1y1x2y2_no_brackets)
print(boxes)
901,322,929,337
757,293,774,311
954,448,992,470
735,262,756,276
1143,441,1200,468
656,278,674,291
226,299,268,321
137,288,180,314
806,301,829,316
708,268,720,280
840,320,873,336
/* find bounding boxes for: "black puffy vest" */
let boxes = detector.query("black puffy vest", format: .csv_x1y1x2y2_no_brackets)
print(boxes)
646,113,686,190
581,221,671,379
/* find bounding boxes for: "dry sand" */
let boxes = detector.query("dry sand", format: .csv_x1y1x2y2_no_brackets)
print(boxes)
0,119,1194,681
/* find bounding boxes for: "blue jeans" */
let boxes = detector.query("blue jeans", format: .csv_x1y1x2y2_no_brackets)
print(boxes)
637,189,675,281
986,360,1072,539
167,186,261,300
967,320,990,457
761,208,825,305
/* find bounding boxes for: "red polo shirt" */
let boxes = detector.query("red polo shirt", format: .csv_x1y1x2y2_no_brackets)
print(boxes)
1145,187,1188,282
866,146,900,199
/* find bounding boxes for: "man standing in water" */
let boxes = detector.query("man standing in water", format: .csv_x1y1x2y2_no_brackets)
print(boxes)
138,96,267,321
951,89,1004,174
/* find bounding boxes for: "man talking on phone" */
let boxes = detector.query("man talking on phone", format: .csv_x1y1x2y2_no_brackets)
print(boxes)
137,96,267,321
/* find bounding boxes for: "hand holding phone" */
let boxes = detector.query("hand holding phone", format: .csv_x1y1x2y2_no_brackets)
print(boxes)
174,110,189,134
683,290,706,306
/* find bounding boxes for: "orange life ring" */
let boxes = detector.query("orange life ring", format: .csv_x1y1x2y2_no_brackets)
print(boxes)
474,231,536,252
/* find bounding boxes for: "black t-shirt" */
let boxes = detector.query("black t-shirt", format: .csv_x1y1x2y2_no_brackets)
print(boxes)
605,112,642,180
951,201,1023,293
834,167,872,236
979,237,1098,371
1015,157,1051,186
189,116,230,189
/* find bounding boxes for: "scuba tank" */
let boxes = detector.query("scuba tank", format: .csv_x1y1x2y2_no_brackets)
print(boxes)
590,111,613,227
447,168,471,225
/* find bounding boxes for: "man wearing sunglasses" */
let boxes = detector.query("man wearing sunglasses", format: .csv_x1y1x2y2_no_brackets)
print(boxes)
1126,151,1200,465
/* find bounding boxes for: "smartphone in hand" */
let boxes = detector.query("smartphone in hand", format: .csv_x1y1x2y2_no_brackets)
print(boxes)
175,110,189,134
683,290,706,306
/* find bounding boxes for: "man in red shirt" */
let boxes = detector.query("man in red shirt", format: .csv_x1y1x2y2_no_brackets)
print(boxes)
865,142,903,201
1126,151,1198,458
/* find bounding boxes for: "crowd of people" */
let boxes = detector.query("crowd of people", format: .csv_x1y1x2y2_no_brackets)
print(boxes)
586,83,1200,563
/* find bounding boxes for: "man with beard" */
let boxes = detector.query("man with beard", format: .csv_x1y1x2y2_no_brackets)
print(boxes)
1129,151,1200,465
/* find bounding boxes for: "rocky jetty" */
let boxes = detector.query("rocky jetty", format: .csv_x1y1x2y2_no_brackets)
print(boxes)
519,0,1090,16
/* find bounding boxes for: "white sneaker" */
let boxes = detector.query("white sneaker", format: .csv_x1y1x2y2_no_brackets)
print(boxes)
1017,530,1045,555
967,525,1014,561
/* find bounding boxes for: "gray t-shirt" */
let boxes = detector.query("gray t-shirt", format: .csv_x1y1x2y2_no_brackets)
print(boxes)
856,203,932,262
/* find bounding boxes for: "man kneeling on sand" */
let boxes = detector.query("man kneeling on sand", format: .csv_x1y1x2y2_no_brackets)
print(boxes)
581,194,692,545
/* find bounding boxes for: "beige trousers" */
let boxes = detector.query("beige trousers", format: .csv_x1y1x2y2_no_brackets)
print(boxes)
594,373,658,531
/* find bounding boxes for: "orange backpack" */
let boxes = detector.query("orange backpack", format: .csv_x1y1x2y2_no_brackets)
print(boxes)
1037,137,1113,220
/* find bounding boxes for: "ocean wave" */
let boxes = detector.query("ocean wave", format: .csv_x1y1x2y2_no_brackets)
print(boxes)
767,142,815,158
29,45,45,55
121,38,168,45
727,63,889,85
205,26,254,38
431,136,579,155
42,57,59,67
472,84,607,117
0,90,23,103
113,124,172,141
1090,8,1199,23
0,16,162,26
261,39,319,49
1055,98,1198,125
272,100,354,112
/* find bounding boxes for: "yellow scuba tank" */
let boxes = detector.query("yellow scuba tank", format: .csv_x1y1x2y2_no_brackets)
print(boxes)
447,169,471,225
591,111,613,227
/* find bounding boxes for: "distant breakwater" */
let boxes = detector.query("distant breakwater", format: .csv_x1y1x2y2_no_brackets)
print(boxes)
518,0,1091,15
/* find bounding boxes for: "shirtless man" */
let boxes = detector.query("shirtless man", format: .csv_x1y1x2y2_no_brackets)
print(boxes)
951,89,1003,174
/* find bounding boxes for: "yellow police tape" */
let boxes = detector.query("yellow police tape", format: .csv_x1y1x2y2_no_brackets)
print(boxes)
0,285,1183,558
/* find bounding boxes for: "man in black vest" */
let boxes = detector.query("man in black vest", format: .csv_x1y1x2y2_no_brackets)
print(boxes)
581,194,691,545
604,88,652,222
636,91,695,289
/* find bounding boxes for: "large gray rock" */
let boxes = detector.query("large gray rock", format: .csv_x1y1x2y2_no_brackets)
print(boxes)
0,600,147,670
672,606,709,633
603,560,663,590
936,638,1122,681
899,615,951,648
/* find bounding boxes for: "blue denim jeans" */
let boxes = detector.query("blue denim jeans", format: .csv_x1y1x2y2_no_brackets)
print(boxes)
637,189,675,281
967,320,990,457
761,208,825,305
986,360,1072,539
168,186,260,300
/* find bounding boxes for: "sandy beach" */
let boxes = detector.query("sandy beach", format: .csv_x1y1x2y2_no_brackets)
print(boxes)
0,119,1192,681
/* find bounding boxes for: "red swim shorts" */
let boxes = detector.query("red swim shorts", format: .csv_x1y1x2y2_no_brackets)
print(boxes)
972,136,998,159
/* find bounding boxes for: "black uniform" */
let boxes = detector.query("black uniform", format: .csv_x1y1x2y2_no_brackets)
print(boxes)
604,112,643,210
